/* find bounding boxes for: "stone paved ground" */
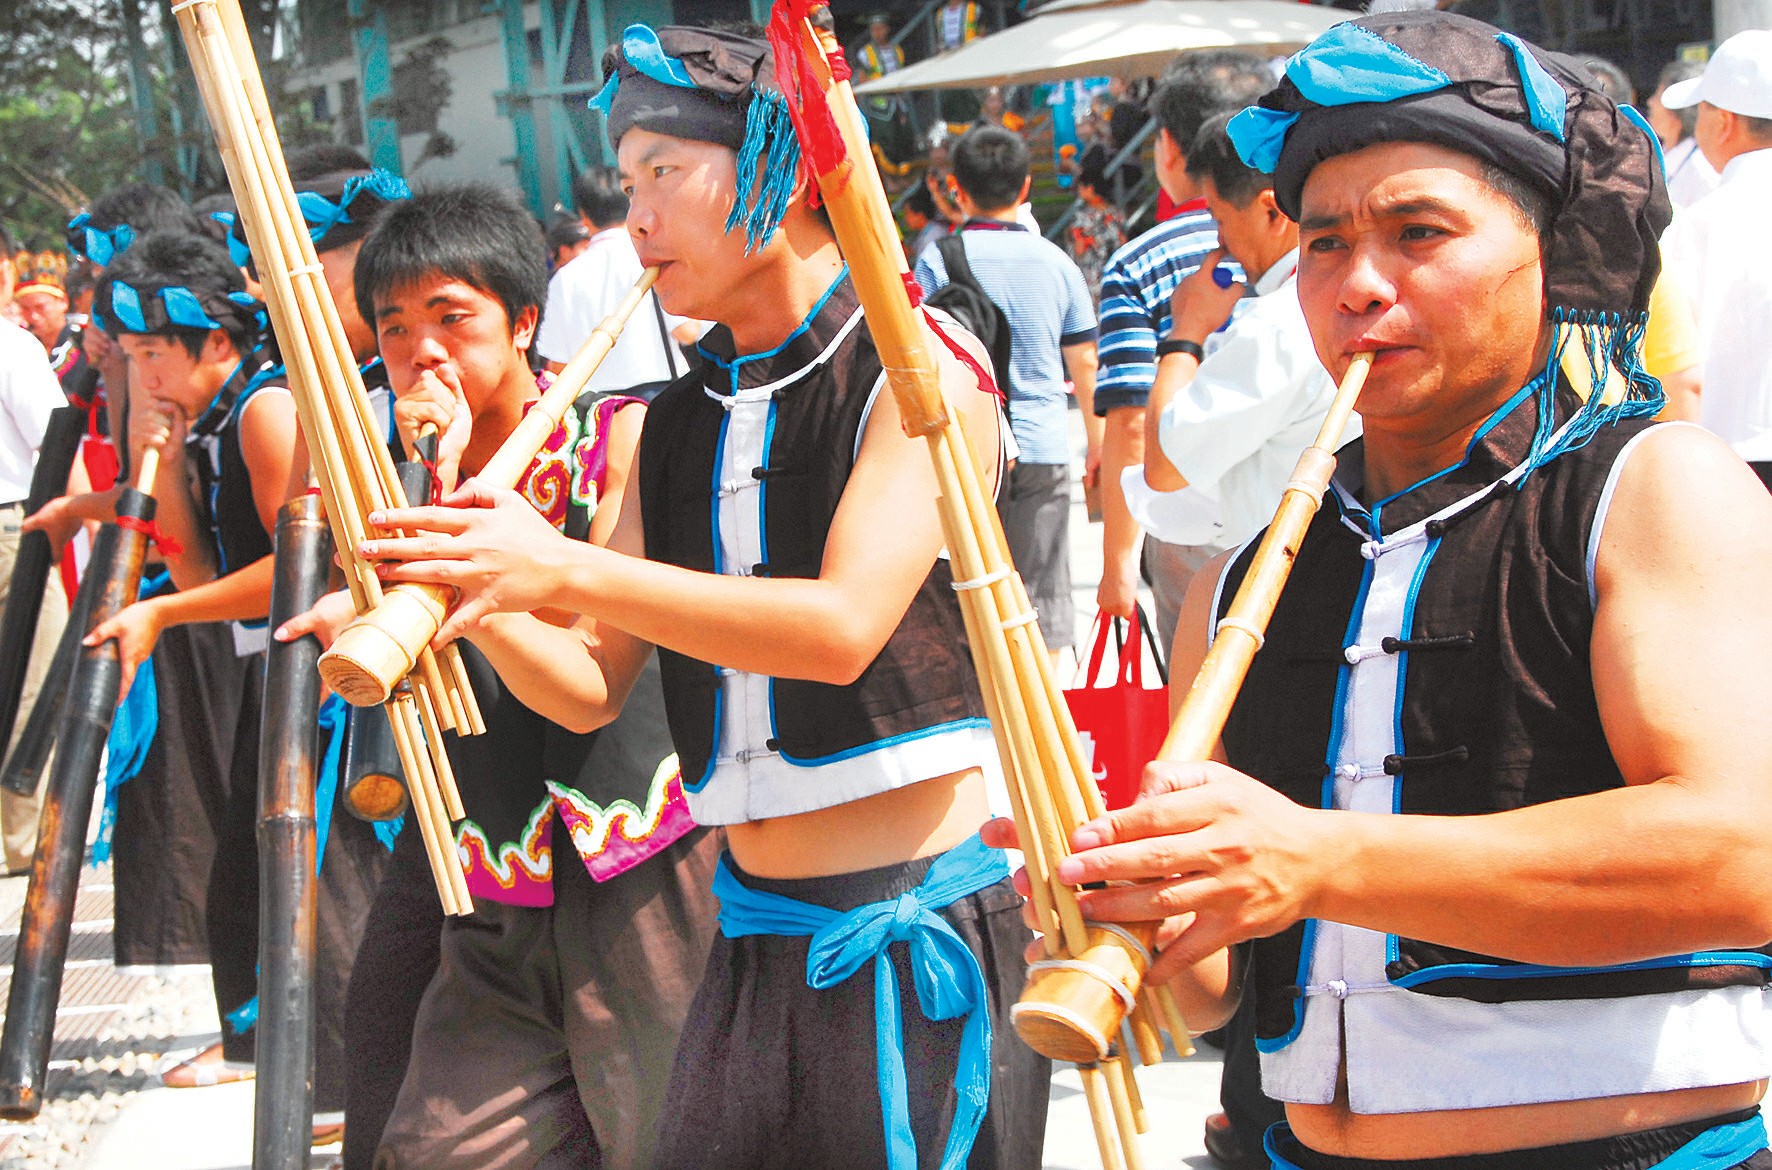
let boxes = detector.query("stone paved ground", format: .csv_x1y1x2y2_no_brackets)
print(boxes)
0,403,1226,1168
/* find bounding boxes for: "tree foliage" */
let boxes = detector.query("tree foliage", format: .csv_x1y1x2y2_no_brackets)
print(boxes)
0,0,140,248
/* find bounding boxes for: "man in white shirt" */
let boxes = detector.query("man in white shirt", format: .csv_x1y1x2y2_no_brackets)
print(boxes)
1648,59,1721,210
0,236,72,873
1131,113,1357,581
535,167,698,398
1659,29,1772,485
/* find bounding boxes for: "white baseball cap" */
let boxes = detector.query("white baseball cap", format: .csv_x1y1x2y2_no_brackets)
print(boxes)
1661,29,1772,119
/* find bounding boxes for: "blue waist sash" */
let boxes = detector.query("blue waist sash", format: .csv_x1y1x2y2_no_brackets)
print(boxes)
712,833,1010,1170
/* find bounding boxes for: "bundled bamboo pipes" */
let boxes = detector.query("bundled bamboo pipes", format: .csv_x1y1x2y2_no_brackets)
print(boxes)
317,268,660,707
772,6,1375,1167
167,0,472,914
769,7,1186,1167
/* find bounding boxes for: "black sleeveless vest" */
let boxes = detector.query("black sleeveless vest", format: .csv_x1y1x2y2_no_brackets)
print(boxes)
450,389,680,869
1219,385,1772,1048
189,358,279,577
637,276,986,788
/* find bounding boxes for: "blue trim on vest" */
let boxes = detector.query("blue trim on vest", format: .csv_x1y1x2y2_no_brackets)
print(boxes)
712,834,1009,1170
759,398,776,572
1392,533,1442,813
1359,375,1541,529
772,716,995,768
1389,949,1772,991
694,268,850,382
686,407,733,796
208,362,277,575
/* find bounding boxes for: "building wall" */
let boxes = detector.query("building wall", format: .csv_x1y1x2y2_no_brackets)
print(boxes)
285,0,762,211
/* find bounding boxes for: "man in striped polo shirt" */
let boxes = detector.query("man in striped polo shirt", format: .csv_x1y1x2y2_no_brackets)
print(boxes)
913,124,1097,662
1091,52,1270,651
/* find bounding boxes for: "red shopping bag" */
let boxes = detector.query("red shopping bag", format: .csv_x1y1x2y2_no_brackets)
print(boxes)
1063,606,1169,809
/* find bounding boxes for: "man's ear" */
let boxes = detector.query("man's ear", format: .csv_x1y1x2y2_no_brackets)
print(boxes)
511,303,539,352
1259,188,1287,227
1016,175,1032,206
202,326,237,366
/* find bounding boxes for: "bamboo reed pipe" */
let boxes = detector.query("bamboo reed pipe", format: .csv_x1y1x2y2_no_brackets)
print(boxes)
1078,1066,1126,1170
317,267,661,706
171,0,472,911
775,9,1155,1165
1161,353,1371,763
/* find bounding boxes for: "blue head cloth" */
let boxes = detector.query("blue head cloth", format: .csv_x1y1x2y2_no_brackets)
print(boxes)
226,167,411,269
594,24,805,253
66,212,137,268
96,276,265,345
1225,10,1670,476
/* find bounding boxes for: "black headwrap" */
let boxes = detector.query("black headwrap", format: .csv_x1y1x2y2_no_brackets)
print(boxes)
591,24,804,252
1228,11,1671,471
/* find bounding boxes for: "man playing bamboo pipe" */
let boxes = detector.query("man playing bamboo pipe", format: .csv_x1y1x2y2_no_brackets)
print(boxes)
284,181,721,1170
988,11,1772,1169
351,23,1047,1170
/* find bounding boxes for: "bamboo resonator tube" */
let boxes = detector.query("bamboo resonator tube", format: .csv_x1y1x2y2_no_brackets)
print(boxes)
0,454,164,1119
316,266,661,708
254,493,330,1170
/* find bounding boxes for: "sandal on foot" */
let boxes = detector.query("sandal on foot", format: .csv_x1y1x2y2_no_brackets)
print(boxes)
312,1112,345,1147
161,1041,256,1088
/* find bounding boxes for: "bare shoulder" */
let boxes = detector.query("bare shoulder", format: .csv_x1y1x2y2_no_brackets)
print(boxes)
1594,422,1772,600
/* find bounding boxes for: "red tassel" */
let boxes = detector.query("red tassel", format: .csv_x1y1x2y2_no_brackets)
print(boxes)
116,514,183,557
921,303,1006,405
767,0,849,187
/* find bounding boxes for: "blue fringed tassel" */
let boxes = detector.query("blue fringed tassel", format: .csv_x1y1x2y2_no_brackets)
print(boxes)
1521,308,1664,479
725,91,805,254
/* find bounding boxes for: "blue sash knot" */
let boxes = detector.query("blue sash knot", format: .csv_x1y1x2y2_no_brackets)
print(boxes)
712,833,1010,1170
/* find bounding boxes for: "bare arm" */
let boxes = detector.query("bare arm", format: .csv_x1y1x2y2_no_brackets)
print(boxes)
1142,249,1244,492
1064,339,1102,484
455,399,652,733
1141,352,1199,491
1061,425,1772,979
366,328,1002,687
1096,406,1145,618
85,556,277,697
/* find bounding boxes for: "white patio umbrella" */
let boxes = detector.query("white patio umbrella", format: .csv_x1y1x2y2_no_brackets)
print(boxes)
853,0,1346,92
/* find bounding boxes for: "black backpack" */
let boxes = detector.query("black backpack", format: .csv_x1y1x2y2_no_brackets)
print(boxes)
925,232,1014,411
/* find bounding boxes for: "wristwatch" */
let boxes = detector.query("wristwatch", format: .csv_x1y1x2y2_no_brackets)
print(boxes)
1155,337,1204,361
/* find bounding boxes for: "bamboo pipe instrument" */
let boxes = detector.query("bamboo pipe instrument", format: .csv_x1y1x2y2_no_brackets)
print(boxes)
769,5,1161,1164
0,407,84,752
170,0,473,914
1160,353,1371,761
0,524,110,799
253,493,329,1170
317,266,662,707
1013,355,1370,1062
0,453,166,1118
